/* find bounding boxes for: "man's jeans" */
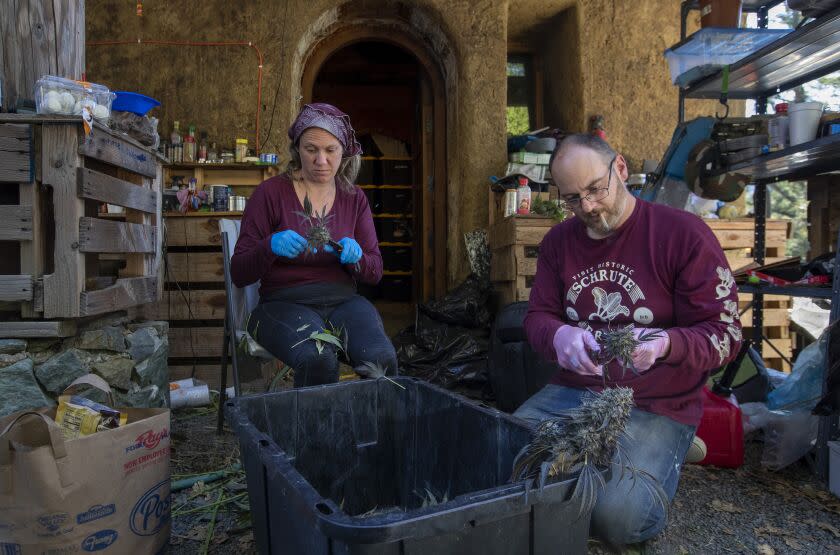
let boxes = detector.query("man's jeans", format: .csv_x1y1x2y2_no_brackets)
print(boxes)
513,384,696,546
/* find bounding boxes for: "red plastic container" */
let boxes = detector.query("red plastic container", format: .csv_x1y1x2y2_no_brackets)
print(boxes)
695,386,744,468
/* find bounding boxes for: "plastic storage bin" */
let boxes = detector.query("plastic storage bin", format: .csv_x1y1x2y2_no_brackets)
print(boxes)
35,75,115,121
382,160,412,185
664,28,790,87
381,245,412,271
225,378,593,555
358,159,376,185
361,187,380,212
381,275,412,301
380,187,413,213
376,216,413,243
829,441,840,498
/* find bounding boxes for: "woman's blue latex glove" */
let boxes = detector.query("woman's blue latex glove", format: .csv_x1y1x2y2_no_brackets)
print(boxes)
270,229,307,259
329,237,362,264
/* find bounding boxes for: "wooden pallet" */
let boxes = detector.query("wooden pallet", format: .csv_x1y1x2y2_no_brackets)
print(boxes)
0,116,164,336
152,212,240,379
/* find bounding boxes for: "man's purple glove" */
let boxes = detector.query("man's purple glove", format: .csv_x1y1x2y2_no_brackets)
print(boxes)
553,324,602,376
629,328,670,372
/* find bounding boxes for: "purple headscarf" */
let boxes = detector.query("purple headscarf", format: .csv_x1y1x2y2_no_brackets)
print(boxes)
288,103,362,158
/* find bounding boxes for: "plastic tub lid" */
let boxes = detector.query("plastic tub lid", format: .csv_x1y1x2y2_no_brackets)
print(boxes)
112,91,160,115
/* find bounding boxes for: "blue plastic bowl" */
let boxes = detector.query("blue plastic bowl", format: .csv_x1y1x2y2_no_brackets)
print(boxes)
112,91,161,116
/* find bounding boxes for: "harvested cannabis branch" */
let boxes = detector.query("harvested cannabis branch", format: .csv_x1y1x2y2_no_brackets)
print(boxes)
294,194,336,254
591,324,663,380
511,387,667,518
357,361,405,389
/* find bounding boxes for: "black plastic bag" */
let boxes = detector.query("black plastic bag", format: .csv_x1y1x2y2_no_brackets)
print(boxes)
419,274,491,328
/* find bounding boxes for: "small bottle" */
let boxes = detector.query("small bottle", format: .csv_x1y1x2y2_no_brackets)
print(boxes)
170,121,182,147
208,141,218,162
183,135,195,162
235,138,248,163
516,176,531,215
775,103,789,151
198,132,208,162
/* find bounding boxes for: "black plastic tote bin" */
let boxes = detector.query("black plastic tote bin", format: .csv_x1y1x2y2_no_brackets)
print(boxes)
225,378,592,554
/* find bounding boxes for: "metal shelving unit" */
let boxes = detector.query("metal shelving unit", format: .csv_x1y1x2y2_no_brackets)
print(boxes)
673,1,840,480
683,5,840,100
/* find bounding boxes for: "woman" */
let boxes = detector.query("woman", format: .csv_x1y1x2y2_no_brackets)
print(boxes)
231,103,397,387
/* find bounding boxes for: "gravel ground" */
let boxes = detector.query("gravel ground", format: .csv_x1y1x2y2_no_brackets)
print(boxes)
168,385,840,555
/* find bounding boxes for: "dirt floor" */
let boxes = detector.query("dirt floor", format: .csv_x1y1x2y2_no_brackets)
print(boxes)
168,384,840,555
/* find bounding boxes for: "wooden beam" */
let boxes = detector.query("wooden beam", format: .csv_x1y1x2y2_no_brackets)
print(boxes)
0,320,76,338
165,252,225,282
79,276,158,317
78,217,155,253
42,124,85,318
0,205,33,240
78,168,158,213
0,275,33,301
20,176,44,317
153,289,227,320
169,326,225,358
0,123,32,183
164,215,228,247
79,129,157,177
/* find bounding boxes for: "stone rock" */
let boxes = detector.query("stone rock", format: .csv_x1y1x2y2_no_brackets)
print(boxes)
127,327,161,363
76,327,126,353
128,320,169,337
0,352,28,369
115,385,166,408
0,358,54,418
71,383,112,405
134,338,169,389
91,356,134,391
29,348,62,365
26,338,61,353
0,339,26,355
34,349,88,394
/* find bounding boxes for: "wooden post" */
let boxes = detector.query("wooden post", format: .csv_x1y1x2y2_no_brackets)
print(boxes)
0,0,84,112
42,124,85,318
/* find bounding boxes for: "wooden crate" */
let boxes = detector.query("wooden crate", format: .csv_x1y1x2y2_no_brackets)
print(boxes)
490,215,554,306
0,115,164,336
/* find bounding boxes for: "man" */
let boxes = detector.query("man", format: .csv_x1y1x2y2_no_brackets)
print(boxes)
516,134,743,548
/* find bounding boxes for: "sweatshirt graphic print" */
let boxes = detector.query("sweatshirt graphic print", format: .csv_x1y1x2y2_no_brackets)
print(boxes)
524,200,743,426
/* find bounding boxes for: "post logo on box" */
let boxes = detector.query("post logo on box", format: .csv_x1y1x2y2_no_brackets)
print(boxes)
81,529,118,552
125,428,169,454
129,479,170,536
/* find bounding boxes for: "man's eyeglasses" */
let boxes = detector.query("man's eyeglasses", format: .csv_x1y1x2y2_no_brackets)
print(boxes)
562,156,616,208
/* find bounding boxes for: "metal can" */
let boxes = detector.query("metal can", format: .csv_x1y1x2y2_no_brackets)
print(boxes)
210,185,229,212
503,190,517,217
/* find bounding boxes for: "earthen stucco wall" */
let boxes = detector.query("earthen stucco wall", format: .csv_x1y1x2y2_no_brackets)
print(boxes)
87,0,734,285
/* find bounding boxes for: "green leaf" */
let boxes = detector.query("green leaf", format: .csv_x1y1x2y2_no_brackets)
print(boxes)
311,332,344,350
296,324,310,332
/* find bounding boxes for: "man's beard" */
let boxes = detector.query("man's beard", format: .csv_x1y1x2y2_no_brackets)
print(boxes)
581,189,628,235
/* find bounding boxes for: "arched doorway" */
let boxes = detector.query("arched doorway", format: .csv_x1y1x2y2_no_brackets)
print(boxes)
302,29,448,334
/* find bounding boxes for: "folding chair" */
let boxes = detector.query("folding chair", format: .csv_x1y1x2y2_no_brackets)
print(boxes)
217,219,277,434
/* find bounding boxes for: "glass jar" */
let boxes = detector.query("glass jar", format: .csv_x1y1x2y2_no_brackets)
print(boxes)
235,138,248,163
